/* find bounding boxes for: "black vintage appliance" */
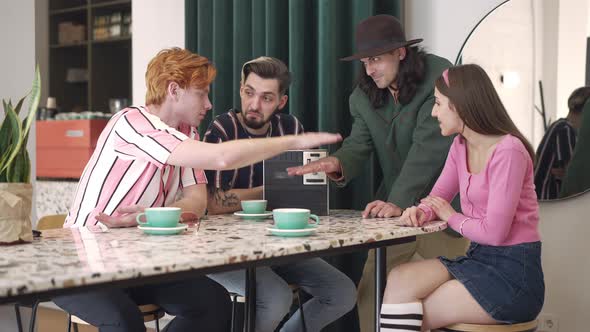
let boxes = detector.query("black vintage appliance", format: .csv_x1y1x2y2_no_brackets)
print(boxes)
263,150,329,215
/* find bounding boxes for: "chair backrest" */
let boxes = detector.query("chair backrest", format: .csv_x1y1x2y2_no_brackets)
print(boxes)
537,189,590,332
36,214,67,230
438,320,537,331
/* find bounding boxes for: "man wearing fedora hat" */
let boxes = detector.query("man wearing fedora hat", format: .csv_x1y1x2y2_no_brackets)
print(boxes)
288,14,469,331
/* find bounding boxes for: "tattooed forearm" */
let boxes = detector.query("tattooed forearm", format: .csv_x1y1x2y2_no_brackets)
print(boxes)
212,188,240,207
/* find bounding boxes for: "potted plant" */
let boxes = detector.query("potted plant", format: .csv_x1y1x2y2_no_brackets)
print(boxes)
0,66,40,244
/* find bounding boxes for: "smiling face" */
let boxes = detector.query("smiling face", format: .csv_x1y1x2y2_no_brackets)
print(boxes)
239,72,288,130
432,87,464,136
360,48,406,89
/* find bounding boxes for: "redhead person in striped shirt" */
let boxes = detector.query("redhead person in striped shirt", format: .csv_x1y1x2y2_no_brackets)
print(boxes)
378,64,544,331
53,48,341,332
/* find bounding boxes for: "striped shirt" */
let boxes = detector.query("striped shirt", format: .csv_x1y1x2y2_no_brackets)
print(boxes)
64,106,207,227
534,118,577,200
203,109,303,191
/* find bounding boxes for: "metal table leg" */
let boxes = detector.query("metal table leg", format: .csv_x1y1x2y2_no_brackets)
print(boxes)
14,304,23,332
244,267,256,332
375,247,387,332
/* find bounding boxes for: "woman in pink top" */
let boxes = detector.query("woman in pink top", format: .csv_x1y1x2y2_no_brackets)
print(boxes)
379,64,544,331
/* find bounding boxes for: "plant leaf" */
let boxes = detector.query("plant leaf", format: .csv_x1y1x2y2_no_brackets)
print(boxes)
2,99,8,117
8,147,27,182
0,104,23,174
0,144,13,168
21,66,41,145
0,107,14,157
23,149,31,183
1,66,40,176
13,96,26,116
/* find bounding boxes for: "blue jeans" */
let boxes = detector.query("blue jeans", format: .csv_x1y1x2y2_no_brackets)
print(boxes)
208,258,357,332
52,277,231,332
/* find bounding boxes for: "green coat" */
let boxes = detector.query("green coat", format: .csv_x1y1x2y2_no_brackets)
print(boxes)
332,54,453,209
560,99,590,197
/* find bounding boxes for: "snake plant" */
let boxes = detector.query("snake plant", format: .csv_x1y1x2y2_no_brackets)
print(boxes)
0,66,41,183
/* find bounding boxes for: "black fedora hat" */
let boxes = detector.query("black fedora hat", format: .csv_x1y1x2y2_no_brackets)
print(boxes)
341,15,423,61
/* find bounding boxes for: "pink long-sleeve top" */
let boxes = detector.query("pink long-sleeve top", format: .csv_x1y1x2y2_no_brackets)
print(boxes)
419,134,540,246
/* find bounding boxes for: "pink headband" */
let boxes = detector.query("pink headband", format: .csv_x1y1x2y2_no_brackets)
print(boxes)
442,68,450,86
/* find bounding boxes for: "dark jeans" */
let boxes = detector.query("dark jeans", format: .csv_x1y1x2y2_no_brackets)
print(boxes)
53,276,231,332
319,250,369,332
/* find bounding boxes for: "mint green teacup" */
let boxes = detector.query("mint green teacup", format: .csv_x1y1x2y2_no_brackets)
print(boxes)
241,200,267,214
136,207,181,228
273,208,320,230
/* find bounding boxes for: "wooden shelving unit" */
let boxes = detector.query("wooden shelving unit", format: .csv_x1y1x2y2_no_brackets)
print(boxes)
49,0,132,113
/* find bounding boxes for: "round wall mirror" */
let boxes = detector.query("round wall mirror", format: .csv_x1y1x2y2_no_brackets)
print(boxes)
455,0,590,200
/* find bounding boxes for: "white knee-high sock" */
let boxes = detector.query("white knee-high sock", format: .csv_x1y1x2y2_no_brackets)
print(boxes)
380,302,423,331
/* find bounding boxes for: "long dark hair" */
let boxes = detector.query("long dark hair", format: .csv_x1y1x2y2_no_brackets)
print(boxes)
356,46,427,109
435,64,535,161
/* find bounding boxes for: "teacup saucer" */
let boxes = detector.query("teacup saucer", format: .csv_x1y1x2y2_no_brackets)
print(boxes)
266,225,318,237
234,211,272,220
138,224,188,235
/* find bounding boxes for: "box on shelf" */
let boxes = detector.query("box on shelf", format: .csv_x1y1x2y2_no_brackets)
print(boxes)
58,22,85,44
93,12,131,40
36,119,109,179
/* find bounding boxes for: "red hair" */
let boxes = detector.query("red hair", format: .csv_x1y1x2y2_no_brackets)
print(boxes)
145,47,216,105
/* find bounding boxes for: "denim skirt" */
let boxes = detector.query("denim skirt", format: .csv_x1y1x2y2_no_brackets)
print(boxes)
439,241,545,323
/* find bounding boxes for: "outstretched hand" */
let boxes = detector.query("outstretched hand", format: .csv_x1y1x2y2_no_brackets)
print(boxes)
291,132,342,150
286,156,342,177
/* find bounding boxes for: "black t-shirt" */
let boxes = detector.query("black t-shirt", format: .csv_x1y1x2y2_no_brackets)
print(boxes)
203,109,304,191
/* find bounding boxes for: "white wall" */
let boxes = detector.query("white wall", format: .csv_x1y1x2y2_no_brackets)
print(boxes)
540,0,559,130
0,3,37,216
0,1,36,100
0,0,36,330
35,0,49,109
555,0,588,118
132,0,185,106
461,0,536,143
538,191,590,332
404,0,506,63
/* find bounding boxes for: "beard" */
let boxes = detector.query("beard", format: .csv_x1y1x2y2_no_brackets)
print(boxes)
242,114,266,129
242,108,279,129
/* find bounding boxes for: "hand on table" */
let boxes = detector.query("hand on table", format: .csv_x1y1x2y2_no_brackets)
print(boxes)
362,200,403,219
95,205,146,228
420,195,455,221
399,206,428,227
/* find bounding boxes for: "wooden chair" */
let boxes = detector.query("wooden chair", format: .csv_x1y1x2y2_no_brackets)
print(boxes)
14,214,68,332
436,320,537,331
16,214,165,332
36,214,68,230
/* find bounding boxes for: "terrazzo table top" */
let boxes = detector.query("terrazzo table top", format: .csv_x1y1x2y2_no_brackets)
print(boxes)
0,210,446,303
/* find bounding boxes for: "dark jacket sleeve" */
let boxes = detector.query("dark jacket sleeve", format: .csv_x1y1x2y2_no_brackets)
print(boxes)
331,95,375,186
561,99,590,197
386,92,454,208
